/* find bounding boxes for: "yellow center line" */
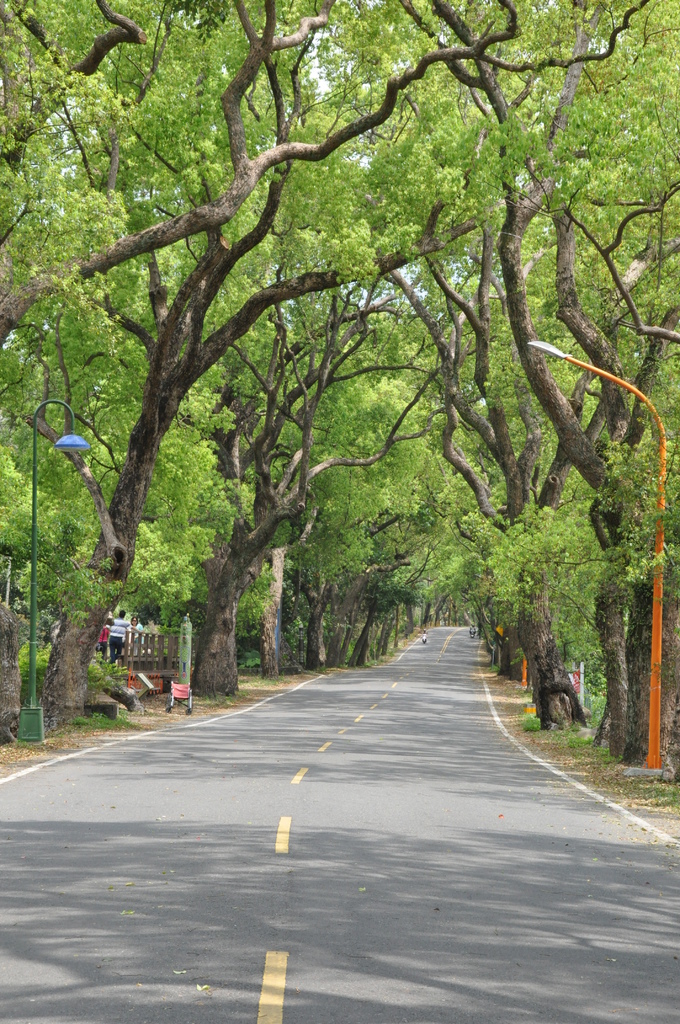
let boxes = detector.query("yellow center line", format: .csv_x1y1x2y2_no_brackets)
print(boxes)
391,682,398,688
382,693,388,698
370,703,378,709
338,728,347,734
437,632,455,662
275,817,291,854
318,741,332,752
291,768,308,785
354,715,364,722
257,951,289,1024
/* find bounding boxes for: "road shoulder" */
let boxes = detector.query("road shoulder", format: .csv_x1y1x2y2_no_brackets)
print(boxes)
480,662,680,843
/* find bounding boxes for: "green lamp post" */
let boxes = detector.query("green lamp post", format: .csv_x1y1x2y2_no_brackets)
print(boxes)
18,400,90,743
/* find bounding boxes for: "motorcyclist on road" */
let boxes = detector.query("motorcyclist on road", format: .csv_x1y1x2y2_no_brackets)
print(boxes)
421,630,428,644
469,625,476,638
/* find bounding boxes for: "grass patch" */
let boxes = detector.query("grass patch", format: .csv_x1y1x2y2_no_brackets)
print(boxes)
522,716,541,732
70,711,140,731
567,733,594,749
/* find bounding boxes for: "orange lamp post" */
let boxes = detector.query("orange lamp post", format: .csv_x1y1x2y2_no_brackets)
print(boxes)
529,341,666,770
521,657,528,690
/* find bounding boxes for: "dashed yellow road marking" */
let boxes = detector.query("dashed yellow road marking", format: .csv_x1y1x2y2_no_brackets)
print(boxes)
275,817,291,854
382,693,388,698
354,715,364,722
370,703,378,709
338,728,347,734
391,682,398,688
291,768,308,785
318,741,332,752
257,951,289,1024
437,632,455,662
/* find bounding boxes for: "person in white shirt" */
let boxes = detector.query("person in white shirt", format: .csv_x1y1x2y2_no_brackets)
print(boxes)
109,611,130,663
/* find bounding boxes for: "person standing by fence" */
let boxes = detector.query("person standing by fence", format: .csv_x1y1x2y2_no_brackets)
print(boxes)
97,618,113,657
129,615,144,656
109,611,130,664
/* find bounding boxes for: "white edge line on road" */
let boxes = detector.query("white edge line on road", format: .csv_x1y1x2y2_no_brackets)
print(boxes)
0,674,323,790
481,676,679,847
395,637,420,660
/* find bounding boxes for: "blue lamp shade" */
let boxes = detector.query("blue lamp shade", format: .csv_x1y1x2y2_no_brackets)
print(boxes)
54,433,91,452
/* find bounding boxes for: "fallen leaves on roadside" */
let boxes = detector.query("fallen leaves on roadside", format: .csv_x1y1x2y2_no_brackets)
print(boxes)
121,910,135,915
172,970,186,975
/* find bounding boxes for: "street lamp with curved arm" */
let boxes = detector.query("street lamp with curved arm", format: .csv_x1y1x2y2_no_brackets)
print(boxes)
18,400,90,742
528,340,665,769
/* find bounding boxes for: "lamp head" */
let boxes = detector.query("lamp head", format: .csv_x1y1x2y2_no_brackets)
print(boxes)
528,340,568,360
54,434,91,452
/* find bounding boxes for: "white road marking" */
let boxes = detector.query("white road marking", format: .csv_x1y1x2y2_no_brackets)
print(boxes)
481,675,679,847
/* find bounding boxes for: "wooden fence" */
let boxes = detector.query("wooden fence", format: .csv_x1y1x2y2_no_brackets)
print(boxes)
120,631,195,693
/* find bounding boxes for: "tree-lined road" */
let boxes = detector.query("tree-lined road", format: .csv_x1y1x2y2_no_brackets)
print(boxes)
2,628,679,1023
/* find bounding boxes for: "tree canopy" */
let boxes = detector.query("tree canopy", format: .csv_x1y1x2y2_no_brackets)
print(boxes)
3,0,680,774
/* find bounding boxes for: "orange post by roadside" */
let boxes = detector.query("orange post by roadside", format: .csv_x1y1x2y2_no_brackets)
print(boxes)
529,342,666,769
521,658,528,690
649,428,666,769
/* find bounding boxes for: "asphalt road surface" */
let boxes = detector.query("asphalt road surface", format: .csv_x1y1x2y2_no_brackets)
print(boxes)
2,627,679,1023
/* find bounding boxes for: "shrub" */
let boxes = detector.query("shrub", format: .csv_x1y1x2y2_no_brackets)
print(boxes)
87,658,129,693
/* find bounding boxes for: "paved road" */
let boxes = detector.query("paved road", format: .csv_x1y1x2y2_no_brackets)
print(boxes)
1,628,679,1023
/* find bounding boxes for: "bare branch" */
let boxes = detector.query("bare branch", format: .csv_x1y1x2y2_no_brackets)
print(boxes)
308,375,438,479
72,0,147,76
271,0,335,50
136,15,171,104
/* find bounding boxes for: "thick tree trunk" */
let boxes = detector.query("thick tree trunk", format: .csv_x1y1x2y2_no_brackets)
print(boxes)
422,601,431,626
193,580,241,697
0,604,21,743
661,586,680,755
499,625,522,681
306,608,326,669
594,699,611,749
518,581,586,729
623,583,653,763
326,576,367,667
339,614,356,666
433,596,446,626
379,616,392,657
405,605,414,636
193,543,262,697
304,582,331,671
623,577,678,764
195,503,294,696
663,699,680,781
260,547,286,678
349,600,378,667
595,579,628,758
368,621,378,661
41,608,106,731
